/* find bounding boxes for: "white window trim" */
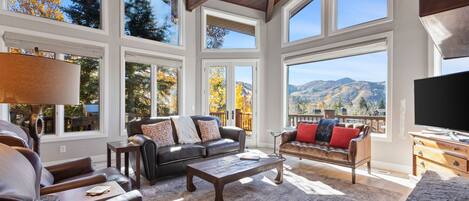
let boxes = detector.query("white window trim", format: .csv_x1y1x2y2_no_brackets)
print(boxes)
328,0,393,36
281,0,326,48
120,46,185,136
428,38,442,77
120,0,185,50
201,7,261,53
0,0,109,36
281,31,394,142
0,26,110,143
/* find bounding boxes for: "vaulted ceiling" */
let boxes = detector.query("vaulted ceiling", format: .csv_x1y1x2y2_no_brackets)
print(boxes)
186,0,284,22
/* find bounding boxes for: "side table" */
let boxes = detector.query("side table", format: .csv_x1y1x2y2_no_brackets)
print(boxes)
107,141,141,189
268,130,283,158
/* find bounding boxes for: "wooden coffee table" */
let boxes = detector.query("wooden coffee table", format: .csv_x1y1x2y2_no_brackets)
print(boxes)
186,155,283,201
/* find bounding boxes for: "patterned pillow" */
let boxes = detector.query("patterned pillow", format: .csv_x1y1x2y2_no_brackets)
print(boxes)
315,119,339,142
141,120,175,147
198,120,221,142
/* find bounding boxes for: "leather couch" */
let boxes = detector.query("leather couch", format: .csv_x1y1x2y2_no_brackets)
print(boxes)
0,120,131,193
279,123,371,184
127,115,246,184
0,143,143,201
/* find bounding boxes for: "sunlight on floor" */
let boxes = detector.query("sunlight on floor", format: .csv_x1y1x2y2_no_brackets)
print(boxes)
281,169,345,195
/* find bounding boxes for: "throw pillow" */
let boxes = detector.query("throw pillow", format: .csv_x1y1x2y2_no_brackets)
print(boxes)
141,120,175,147
315,119,339,142
198,120,221,142
295,123,318,143
329,127,361,149
171,116,201,144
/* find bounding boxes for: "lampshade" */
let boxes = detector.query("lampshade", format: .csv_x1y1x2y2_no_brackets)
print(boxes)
0,53,80,105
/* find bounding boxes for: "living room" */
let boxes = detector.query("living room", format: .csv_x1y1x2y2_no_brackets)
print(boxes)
1,0,468,200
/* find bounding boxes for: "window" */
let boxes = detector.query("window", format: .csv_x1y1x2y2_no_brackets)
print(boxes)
203,8,258,50
125,61,180,126
124,0,180,45
6,0,101,29
336,0,388,30
441,57,469,75
288,0,322,42
287,51,388,135
7,47,102,134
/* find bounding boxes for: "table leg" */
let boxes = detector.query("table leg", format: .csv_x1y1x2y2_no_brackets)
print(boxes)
273,136,277,155
107,147,111,167
214,182,224,201
116,151,121,173
135,150,141,189
124,152,129,177
275,163,283,184
186,172,196,192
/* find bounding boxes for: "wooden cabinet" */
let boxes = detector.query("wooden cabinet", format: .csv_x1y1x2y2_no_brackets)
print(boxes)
410,132,469,177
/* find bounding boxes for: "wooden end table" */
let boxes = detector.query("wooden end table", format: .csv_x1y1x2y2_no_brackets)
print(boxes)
186,155,283,201
107,141,141,189
43,181,125,201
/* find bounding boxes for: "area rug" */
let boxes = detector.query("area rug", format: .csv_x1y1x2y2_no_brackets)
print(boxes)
139,165,402,201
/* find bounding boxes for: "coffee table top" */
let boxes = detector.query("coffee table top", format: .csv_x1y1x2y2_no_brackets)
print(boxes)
187,154,282,179
44,181,125,201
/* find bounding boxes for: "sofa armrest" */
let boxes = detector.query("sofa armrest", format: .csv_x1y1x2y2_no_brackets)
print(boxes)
40,174,107,195
281,130,297,145
220,126,246,152
128,134,158,181
45,157,94,182
349,127,371,164
107,190,143,201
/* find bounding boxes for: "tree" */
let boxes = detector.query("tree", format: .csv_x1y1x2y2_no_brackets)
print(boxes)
206,25,229,49
125,0,169,42
125,62,152,122
208,68,226,113
8,0,64,21
62,0,100,28
157,66,178,116
379,99,386,109
359,97,369,114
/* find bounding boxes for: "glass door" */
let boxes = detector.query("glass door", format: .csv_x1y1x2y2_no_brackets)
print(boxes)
207,64,229,126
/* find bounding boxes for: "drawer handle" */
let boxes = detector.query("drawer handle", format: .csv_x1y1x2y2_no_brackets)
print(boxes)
420,161,425,167
418,151,423,156
454,147,460,151
453,161,460,167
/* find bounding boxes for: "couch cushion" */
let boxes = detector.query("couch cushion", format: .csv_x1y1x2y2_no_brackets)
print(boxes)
203,138,239,156
280,141,349,162
157,144,205,165
58,167,131,191
316,119,339,143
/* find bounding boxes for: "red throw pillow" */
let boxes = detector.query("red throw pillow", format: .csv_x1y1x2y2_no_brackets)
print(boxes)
296,123,318,143
329,127,361,149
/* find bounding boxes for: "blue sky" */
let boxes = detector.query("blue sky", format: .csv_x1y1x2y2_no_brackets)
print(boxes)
442,57,469,75
289,0,321,42
338,0,387,29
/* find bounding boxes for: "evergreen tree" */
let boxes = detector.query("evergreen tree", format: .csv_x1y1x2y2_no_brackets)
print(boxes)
206,25,229,48
62,0,100,28
125,62,152,121
379,99,386,109
125,0,169,42
359,97,369,114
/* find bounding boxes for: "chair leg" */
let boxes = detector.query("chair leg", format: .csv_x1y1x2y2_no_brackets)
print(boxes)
367,161,371,174
352,167,356,184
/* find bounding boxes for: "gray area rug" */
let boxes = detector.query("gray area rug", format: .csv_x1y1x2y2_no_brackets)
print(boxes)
406,171,469,201
139,165,402,201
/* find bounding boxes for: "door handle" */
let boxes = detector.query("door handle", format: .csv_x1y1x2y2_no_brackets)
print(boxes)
232,110,234,119
226,111,229,120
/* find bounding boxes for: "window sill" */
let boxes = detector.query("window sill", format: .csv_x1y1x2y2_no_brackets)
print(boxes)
281,34,325,49
41,131,107,143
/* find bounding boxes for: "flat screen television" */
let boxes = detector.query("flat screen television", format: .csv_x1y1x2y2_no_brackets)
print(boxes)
414,71,469,133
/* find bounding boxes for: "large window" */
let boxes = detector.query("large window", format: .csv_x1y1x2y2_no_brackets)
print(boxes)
124,0,180,45
203,9,257,50
287,51,388,134
7,47,102,134
336,0,388,30
288,0,322,42
6,0,101,29
125,61,179,126
441,57,469,75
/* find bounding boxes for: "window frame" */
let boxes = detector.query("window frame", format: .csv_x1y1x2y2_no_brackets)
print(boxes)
0,0,109,35
120,46,185,136
329,0,393,36
281,0,326,48
120,0,185,50
201,7,260,53
0,27,109,143
281,32,394,142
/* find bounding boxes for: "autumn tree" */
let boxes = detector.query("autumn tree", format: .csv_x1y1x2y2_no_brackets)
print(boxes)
8,0,64,21
157,66,178,116
62,0,100,28
208,68,226,113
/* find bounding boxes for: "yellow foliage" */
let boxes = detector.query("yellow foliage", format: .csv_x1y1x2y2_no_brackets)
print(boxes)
8,0,64,21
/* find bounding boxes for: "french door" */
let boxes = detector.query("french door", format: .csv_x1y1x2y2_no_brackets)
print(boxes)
203,60,257,145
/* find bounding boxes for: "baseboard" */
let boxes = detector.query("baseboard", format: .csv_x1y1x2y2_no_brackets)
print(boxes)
370,160,412,174
43,154,107,166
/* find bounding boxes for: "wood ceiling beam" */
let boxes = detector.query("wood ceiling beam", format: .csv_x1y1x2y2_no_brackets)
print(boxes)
265,0,275,22
186,0,208,11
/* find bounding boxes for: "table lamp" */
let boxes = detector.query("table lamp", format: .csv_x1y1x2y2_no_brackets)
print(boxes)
0,50,80,154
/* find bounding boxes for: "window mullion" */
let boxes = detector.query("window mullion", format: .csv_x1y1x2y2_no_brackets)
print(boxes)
56,105,64,136
151,64,157,117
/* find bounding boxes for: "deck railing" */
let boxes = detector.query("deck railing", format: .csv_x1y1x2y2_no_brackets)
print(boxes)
210,110,253,132
288,114,386,134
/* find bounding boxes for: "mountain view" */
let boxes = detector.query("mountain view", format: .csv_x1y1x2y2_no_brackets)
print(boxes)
288,78,386,116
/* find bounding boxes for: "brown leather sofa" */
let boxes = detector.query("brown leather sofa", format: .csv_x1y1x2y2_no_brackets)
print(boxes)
279,123,371,184
127,115,246,184
0,120,131,193
0,143,143,201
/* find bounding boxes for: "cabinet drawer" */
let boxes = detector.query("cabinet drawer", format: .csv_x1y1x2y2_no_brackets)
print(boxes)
416,157,469,177
414,145,467,172
414,137,468,157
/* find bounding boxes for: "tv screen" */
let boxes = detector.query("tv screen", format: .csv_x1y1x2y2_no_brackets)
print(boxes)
414,71,469,132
